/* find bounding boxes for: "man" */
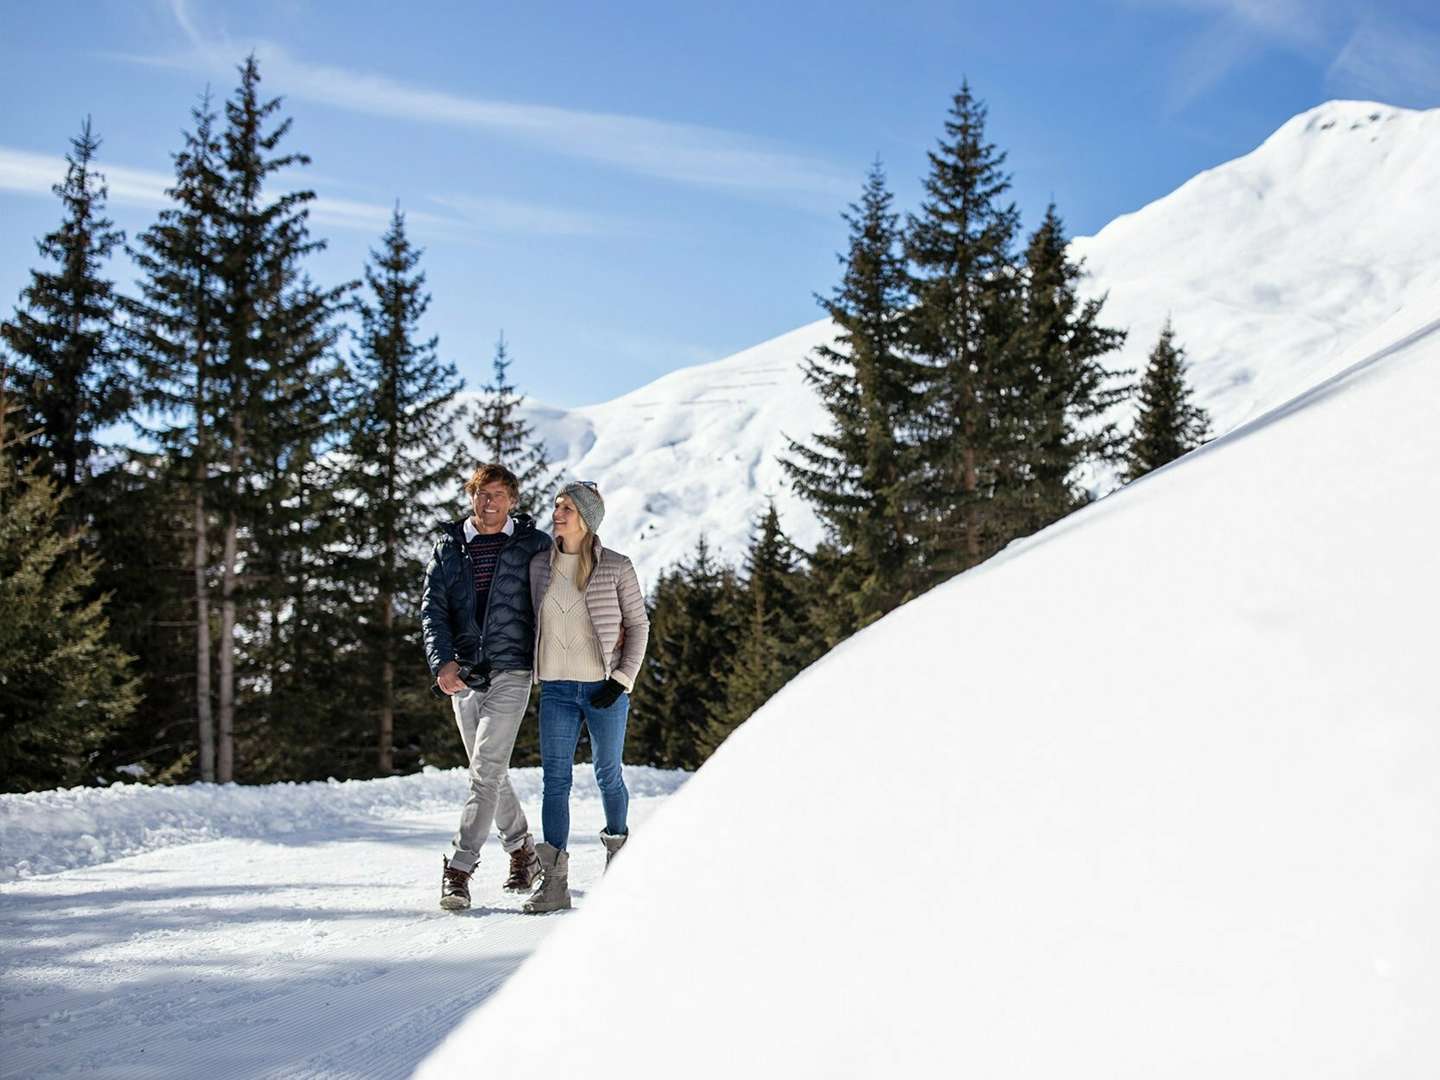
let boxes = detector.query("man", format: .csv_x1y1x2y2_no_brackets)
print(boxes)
422,463,552,911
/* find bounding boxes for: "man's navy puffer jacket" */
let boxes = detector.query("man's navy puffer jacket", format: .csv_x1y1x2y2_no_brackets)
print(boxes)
421,514,553,676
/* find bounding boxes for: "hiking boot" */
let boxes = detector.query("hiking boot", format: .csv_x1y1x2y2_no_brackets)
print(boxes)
503,836,541,892
440,856,472,911
600,829,627,871
522,843,571,914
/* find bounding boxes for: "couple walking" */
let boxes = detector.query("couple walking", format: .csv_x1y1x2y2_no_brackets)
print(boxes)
420,463,649,914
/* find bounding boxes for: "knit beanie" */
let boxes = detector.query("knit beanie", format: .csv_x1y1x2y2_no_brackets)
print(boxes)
559,481,605,535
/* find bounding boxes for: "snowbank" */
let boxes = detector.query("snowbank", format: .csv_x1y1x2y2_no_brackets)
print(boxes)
419,293,1440,1076
0,765,688,880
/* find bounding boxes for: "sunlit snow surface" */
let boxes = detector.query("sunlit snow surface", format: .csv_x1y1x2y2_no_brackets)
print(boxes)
489,100,1440,588
0,768,688,1077
420,294,1440,1076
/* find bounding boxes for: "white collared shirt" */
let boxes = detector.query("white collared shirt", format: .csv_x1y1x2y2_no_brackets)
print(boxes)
464,515,516,542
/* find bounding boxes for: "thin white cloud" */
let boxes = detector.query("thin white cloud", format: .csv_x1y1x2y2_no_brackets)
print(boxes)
1326,17,1440,105
1119,0,1343,111
0,147,172,209
138,0,852,206
427,194,624,239
0,145,464,236
1125,0,1331,48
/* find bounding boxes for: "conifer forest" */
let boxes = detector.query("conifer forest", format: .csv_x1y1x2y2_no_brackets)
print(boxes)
1,62,1210,793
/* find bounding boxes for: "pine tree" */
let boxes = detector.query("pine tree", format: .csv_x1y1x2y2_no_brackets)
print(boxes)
703,504,818,755
341,206,467,775
1,119,129,492
1007,203,1130,532
127,91,226,780
905,82,1025,578
784,160,924,627
469,333,551,513
1123,320,1211,481
629,537,742,770
0,363,139,792
206,55,349,781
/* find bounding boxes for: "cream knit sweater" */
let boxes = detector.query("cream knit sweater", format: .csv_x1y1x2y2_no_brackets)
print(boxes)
536,550,607,683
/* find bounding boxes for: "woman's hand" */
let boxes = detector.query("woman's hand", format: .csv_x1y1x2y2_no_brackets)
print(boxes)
589,678,625,708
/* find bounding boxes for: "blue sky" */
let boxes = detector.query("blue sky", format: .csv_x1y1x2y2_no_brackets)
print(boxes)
3,0,1438,406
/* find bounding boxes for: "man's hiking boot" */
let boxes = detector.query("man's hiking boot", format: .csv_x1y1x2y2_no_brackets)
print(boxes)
440,856,472,911
504,836,541,892
522,843,571,914
600,829,627,871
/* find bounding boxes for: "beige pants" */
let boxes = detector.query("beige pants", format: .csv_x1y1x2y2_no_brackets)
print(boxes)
449,669,533,873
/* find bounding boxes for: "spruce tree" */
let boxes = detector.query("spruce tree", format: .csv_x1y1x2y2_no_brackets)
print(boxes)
1123,319,1211,481
905,82,1025,578
127,92,226,780
207,56,349,781
1,119,129,491
0,364,139,792
784,160,924,627
470,333,551,513
1008,203,1130,532
629,537,742,770
703,504,818,755
341,206,467,775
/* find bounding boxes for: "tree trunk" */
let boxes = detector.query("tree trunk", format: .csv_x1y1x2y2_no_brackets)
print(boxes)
378,587,394,774
218,505,237,783
194,481,214,782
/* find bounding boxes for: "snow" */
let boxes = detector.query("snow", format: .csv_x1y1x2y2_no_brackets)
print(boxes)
0,766,686,881
419,291,1440,1076
482,100,1440,587
5,98,1439,1078
0,767,688,1076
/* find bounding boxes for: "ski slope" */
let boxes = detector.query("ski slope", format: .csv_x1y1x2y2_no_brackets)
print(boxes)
481,100,1440,586
0,768,688,1077
420,291,1440,1077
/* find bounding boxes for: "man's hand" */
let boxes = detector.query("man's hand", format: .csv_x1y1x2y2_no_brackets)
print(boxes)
437,661,467,695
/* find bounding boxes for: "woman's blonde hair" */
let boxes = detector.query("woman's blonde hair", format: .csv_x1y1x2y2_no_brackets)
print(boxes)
556,493,596,590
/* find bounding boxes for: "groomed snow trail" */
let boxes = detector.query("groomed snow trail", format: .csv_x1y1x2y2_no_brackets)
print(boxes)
0,770,685,1078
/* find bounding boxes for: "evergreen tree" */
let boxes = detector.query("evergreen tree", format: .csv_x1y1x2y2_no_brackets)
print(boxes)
784,161,925,627
469,333,551,513
1007,203,1130,532
127,91,226,780
341,207,467,775
703,504,819,755
0,364,139,792
905,82,1025,578
1123,319,1211,481
85,454,198,785
1,119,129,491
206,55,349,781
629,537,742,770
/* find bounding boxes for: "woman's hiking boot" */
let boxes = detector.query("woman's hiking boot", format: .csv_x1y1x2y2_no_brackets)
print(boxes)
600,830,627,871
522,843,571,914
440,856,472,911
503,836,541,892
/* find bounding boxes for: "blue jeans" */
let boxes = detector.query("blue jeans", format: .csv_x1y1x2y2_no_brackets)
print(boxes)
539,679,630,850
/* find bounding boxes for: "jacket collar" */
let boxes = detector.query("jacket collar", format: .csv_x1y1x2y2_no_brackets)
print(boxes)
445,512,536,545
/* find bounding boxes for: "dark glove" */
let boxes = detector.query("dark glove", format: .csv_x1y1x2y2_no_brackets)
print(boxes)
589,678,626,709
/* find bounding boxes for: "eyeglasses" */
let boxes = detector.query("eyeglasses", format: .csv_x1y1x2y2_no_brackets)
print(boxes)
577,480,599,491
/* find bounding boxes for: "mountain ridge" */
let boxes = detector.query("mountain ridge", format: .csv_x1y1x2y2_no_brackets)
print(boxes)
461,99,1440,588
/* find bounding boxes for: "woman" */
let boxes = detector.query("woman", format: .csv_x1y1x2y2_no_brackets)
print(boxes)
524,481,649,914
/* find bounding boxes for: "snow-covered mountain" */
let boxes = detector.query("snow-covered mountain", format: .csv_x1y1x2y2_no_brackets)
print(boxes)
473,100,1440,588
421,279,1440,1077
